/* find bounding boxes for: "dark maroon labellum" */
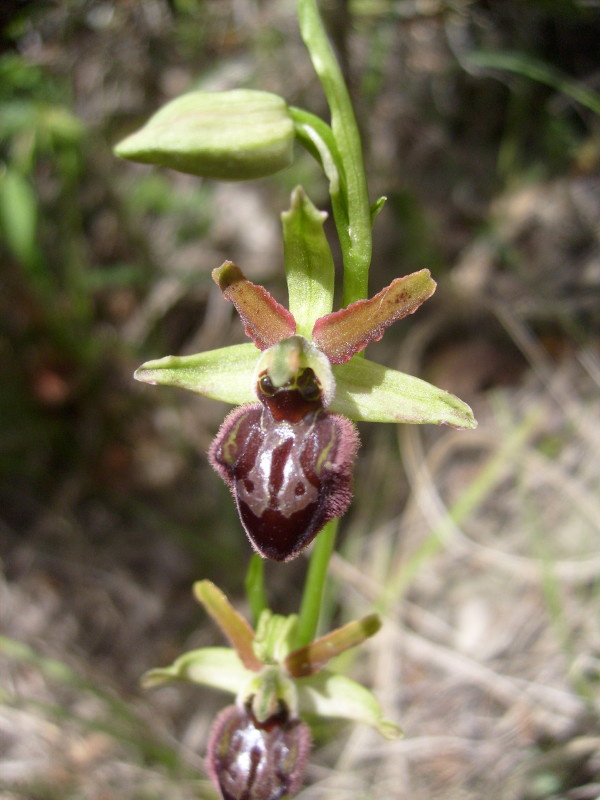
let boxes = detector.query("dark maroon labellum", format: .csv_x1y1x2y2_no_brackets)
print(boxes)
209,368,359,561
206,702,311,800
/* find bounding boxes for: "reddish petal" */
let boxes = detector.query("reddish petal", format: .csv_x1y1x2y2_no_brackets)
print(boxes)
285,615,381,677
193,580,262,673
213,261,296,349
312,269,436,364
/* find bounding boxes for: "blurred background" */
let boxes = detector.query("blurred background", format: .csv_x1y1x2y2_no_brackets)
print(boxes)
1,1,600,798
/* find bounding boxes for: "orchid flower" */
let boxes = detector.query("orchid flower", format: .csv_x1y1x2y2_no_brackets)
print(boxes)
135,188,476,561
144,581,400,800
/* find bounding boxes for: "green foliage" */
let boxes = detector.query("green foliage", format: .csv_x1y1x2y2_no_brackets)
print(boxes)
0,166,40,269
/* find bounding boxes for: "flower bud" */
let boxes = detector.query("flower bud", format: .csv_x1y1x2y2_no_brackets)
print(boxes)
114,89,295,180
207,702,311,800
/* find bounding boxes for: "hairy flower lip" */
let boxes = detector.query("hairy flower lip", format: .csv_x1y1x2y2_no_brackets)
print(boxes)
206,702,312,800
208,383,359,561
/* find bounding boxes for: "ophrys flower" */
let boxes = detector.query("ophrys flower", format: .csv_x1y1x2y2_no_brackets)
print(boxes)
135,188,476,560
143,581,400,800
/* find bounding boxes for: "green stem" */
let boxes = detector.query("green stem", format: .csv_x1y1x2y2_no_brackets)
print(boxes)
293,0,370,648
245,554,268,625
295,518,339,647
297,0,372,307
289,106,350,265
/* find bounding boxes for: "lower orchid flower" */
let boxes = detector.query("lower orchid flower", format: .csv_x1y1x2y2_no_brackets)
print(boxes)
143,581,401,800
135,187,476,561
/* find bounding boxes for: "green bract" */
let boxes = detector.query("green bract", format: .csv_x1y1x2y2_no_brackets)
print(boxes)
115,89,295,180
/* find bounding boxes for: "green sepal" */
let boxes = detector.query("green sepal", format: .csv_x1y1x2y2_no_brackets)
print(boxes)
134,341,476,429
282,186,335,337
297,669,402,740
133,342,258,405
331,357,477,429
141,647,253,694
115,89,295,181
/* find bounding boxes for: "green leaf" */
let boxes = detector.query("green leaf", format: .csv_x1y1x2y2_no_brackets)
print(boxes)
115,89,295,180
0,167,40,269
331,357,477,429
142,647,252,694
466,50,600,117
133,342,258,405
288,107,350,269
42,104,85,146
288,107,346,200
297,669,402,740
282,186,335,337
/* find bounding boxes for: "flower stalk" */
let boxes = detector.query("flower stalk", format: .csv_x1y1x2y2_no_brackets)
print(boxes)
295,518,339,648
297,0,373,306
114,1,478,797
